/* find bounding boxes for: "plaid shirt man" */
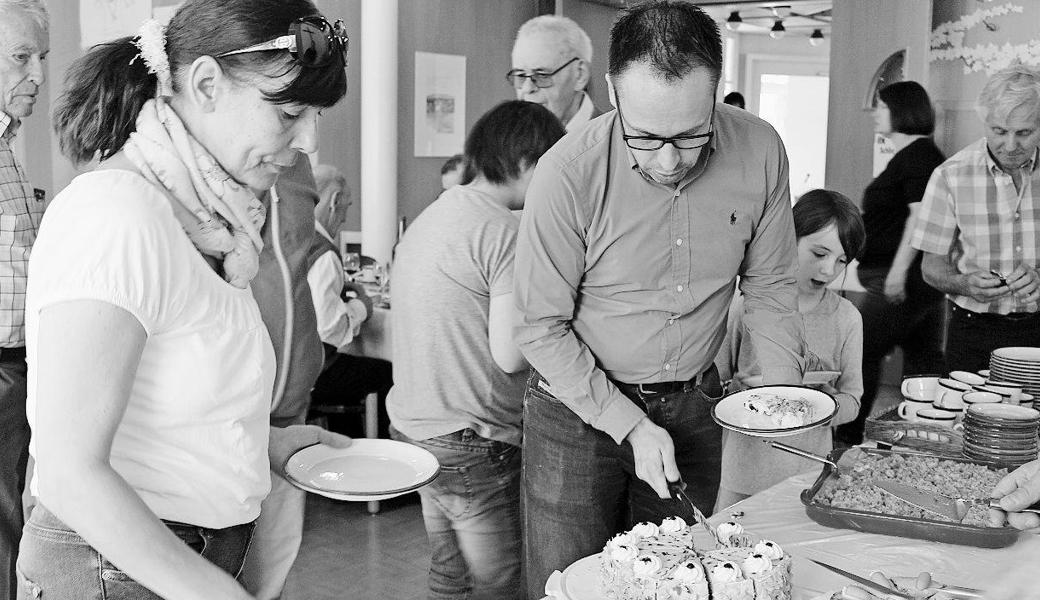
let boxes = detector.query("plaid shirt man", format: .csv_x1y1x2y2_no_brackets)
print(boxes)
0,113,44,347
911,138,1039,315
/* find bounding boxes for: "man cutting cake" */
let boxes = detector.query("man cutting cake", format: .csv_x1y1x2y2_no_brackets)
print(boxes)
513,2,805,597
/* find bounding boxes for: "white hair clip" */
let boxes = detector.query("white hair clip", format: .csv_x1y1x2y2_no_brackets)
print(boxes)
132,19,173,97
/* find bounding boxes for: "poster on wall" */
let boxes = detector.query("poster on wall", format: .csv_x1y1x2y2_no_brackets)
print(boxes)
414,52,466,158
79,0,152,49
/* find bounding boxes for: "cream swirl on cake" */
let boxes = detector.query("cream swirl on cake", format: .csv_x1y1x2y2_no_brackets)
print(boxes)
659,516,687,534
671,560,706,583
709,561,743,583
632,555,662,578
742,553,773,576
629,521,660,539
753,540,784,561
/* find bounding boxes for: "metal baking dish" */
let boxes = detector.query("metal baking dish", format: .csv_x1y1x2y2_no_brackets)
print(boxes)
799,446,1022,548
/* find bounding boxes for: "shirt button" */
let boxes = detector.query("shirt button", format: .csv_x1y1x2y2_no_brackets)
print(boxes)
676,238,683,246
1015,212,1021,219
1016,246,1022,252
664,363,671,371
677,285,684,292
668,318,675,325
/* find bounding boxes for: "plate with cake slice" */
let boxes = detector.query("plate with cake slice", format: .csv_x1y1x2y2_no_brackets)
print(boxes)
712,385,837,438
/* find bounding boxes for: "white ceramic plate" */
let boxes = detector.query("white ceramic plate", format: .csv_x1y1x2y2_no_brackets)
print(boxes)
284,439,440,501
992,347,1040,362
556,554,601,600
741,371,841,388
712,386,837,438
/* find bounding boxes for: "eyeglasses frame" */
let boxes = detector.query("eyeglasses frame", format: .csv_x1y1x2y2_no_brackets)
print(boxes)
505,56,581,90
614,91,715,152
217,16,349,68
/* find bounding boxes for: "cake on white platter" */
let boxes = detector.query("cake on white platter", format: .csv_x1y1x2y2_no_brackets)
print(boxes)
599,518,792,600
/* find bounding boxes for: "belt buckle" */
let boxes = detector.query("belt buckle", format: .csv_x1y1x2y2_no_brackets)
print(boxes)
636,383,659,397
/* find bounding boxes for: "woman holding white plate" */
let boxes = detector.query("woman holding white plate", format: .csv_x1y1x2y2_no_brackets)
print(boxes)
19,1,350,598
715,190,865,509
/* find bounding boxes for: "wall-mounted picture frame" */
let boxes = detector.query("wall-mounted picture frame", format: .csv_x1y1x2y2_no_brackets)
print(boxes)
414,52,466,157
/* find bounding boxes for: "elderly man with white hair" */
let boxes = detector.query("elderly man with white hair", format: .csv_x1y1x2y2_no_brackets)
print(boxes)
508,15,597,130
912,64,1040,372
0,1,47,598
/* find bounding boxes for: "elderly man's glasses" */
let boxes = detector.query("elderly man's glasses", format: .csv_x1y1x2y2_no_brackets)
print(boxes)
505,57,579,89
218,16,349,68
615,94,714,151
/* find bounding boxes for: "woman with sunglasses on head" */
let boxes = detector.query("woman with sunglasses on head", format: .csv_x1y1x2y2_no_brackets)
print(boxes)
17,1,348,598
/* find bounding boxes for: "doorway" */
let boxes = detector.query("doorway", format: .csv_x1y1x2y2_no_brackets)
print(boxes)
745,55,830,200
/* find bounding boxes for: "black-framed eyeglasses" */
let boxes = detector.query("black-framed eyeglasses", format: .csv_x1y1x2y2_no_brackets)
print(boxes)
218,16,349,69
505,57,580,90
615,93,715,151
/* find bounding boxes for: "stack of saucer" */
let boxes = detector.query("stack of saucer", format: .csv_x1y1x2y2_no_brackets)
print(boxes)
961,403,1040,468
989,347,1040,399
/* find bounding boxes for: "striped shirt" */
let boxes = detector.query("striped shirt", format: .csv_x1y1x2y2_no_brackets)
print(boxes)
911,138,1039,315
0,113,44,346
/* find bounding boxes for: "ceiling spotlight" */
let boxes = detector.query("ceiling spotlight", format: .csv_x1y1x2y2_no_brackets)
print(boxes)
769,19,786,39
725,11,742,31
809,29,824,46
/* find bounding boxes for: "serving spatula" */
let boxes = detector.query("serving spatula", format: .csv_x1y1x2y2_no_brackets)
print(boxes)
872,478,1040,522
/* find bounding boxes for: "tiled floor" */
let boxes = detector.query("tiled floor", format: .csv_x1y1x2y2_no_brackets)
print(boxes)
284,384,904,600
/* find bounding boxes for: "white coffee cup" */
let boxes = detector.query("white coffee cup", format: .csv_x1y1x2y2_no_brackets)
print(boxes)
935,378,970,410
898,398,933,421
901,375,939,402
916,407,958,428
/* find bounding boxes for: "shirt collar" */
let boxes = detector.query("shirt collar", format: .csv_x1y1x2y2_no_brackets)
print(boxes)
314,220,335,245
0,113,18,140
984,142,1039,176
565,92,595,131
618,109,718,186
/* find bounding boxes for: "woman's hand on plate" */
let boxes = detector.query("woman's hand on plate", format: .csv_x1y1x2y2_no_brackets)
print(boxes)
269,425,353,477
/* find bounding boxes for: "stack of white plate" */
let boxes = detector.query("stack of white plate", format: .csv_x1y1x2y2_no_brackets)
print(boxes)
989,347,1040,398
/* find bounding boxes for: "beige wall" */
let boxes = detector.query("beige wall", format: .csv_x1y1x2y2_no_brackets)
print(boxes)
824,0,932,204
21,0,537,232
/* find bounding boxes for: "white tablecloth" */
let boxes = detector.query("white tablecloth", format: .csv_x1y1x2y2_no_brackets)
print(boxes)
545,471,1037,599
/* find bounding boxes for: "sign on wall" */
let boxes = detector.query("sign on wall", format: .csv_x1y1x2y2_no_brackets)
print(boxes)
414,52,466,158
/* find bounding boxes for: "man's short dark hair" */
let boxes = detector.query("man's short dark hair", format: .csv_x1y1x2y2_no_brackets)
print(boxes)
878,81,935,136
440,154,464,175
608,1,722,83
723,91,745,109
463,101,566,186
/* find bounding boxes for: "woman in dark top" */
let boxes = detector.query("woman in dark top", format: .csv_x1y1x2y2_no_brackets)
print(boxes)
836,81,946,444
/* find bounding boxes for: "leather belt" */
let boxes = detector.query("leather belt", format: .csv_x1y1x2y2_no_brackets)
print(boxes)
952,304,1039,322
0,346,26,362
613,365,720,400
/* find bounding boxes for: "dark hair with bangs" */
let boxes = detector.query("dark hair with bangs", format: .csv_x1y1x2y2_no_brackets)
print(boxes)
878,81,935,136
793,189,866,260
608,1,722,83
462,101,566,186
54,0,347,164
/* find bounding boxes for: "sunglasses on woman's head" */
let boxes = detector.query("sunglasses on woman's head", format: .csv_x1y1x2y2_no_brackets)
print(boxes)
218,16,349,69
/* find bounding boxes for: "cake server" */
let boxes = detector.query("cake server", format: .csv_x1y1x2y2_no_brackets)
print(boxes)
666,478,718,544
810,560,983,600
872,478,1040,522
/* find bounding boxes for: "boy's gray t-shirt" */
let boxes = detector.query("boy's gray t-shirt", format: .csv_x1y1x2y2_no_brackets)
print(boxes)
387,185,526,446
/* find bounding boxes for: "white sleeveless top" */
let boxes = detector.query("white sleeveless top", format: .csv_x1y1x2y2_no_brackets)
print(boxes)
25,170,276,528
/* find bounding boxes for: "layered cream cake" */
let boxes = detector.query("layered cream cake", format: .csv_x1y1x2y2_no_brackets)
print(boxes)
743,393,814,428
599,518,792,600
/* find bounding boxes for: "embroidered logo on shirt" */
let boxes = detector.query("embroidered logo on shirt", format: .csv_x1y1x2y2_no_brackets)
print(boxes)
729,211,737,225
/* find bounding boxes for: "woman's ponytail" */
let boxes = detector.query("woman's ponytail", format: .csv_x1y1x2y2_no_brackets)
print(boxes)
53,37,157,165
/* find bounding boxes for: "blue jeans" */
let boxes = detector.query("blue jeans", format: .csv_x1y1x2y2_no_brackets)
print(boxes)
0,353,28,600
522,369,723,600
16,504,253,599
390,427,521,600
